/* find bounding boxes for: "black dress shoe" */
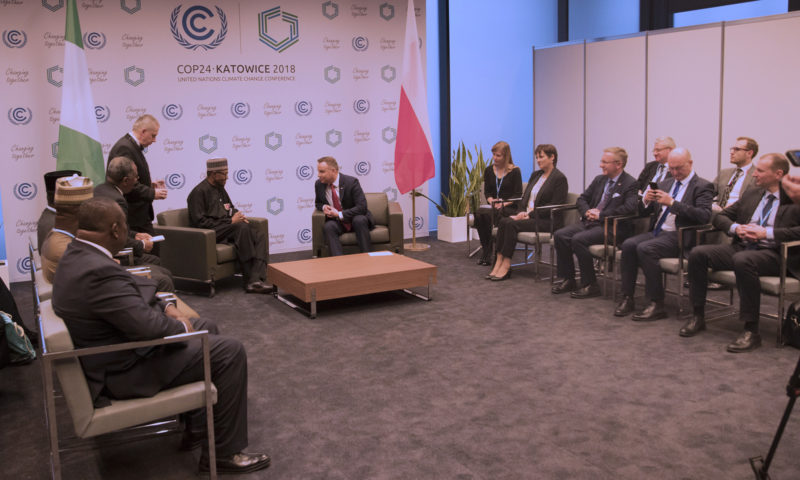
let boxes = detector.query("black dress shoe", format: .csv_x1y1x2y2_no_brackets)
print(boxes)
484,274,496,280
551,278,576,294
679,315,706,337
726,331,762,353
632,301,667,321
245,281,272,294
614,296,635,317
491,270,512,282
570,283,601,298
199,452,271,474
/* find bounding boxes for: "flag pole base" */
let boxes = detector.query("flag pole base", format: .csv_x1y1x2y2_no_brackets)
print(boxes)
404,242,430,251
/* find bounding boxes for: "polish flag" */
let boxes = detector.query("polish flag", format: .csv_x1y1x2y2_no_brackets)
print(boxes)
394,0,435,195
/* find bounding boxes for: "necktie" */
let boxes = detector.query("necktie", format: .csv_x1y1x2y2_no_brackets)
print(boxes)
331,185,352,232
595,179,615,212
759,194,776,226
653,180,682,236
654,165,665,183
718,168,743,208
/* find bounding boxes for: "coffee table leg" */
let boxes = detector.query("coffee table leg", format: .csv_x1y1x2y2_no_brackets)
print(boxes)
402,275,433,301
310,288,317,319
272,286,317,319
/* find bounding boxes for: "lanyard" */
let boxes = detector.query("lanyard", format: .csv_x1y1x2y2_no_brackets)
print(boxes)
495,173,504,197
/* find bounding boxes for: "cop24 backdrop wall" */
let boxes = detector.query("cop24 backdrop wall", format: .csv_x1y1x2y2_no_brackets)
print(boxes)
0,0,429,283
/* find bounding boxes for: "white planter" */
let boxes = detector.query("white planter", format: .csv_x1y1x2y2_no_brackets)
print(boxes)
437,215,468,243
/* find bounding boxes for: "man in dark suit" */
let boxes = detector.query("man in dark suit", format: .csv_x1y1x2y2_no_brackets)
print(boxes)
635,136,674,193
552,147,639,297
52,197,270,474
682,153,800,352
614,147,714,320
711,136,758,212
314,156,374,256
108,114,168,238
94,156,174,292
187,158,270,294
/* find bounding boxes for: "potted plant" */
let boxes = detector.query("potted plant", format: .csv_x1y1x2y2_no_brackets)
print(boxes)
414,141,486,242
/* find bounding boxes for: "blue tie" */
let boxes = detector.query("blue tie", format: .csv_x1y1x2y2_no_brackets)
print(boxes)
759,194,776,226
653,180,682,236
595,179,615,212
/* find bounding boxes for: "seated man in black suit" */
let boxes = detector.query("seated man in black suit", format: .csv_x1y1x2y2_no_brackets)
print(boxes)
615,147,714,320
94,156,174,292
635,136,674,194
552,147,639,298
187,158,270,294
314,156,374,256
682,153,800,352
52,197,270,474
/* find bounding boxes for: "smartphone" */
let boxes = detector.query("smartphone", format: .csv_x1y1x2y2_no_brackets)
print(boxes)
787,150,800,167
648,181,659,191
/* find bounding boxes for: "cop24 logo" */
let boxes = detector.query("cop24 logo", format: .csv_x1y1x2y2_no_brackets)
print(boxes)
296,164,314,181
231,102,250,119
294,100,312,116
258,6,300,53
162,103,183,120
2,30,27,48
94,105,110,123
17,257,32,275
354,161,371,176
296,228,312,244
8,107,32,125
353,99,369,114
13,182,37,200
409,216,424,231
83,32,106,49
165,173,186,190
170,5,228,51
233,169,252,185
352,36,368,52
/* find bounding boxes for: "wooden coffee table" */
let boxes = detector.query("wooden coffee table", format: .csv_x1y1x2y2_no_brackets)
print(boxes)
267,252,437,318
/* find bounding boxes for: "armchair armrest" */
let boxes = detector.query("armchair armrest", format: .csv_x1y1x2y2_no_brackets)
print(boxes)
153,225,218,281
311,210,326,257
43,330,211,359
388,202,403,251
676,224,712,266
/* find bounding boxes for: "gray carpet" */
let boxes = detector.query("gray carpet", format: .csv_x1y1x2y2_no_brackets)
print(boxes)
2,238,800,479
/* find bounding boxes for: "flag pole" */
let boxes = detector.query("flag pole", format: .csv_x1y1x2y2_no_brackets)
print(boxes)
404,189,430,251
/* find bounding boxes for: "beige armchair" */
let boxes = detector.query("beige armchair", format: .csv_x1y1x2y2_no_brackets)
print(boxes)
155,208,268,296
312,192,403,257
38,299,218,479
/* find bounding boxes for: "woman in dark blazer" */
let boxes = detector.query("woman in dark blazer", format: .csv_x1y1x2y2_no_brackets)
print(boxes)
487,144,568,280
475,141,523,265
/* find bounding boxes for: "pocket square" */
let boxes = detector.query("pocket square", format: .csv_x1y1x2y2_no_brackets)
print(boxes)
612,192,621,198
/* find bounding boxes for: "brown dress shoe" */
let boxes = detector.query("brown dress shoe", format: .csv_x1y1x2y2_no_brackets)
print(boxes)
199,452,271,474
614,296,635,316
679,315,706,337
726,331,762,353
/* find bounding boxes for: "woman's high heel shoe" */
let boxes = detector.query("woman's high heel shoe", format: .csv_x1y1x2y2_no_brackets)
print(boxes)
491,270,512,281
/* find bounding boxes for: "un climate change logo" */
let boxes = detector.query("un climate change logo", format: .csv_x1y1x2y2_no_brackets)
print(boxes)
17,257,32,275
231,102,250,119
94,105,110,123
8,107,32,126
162,103,183,120
352,36,368,52
409,216,424,231
13,182,38,200
297,228,312,244
355,161,371,176
170,5,228,51
3,30,27,48
83,32,106,49
165,173,186,190
258,6,299,53
353,99,370,114
296,164,314,181
233,169,252,185
294,101,312,116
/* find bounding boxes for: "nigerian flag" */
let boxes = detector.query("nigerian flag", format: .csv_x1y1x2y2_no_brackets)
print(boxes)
56,0,103,183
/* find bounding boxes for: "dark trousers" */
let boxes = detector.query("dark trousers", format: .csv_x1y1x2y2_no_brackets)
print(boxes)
323,215,371,256
495,216,550,258
475,206,518,255
165,318,249,457
620,231,679,301
136,253,175,292
214,222,268,284
554,221,605,285
688,243,780,331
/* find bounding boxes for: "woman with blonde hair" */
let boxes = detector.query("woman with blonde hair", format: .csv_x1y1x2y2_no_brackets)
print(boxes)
475,141,523,266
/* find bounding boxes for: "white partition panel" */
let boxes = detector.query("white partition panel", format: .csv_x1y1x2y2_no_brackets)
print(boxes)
585,35,646,184
533,43,585,190
647,26,723,180
721,14,800,163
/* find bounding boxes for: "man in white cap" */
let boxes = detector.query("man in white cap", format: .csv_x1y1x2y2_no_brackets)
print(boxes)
187,158,269,293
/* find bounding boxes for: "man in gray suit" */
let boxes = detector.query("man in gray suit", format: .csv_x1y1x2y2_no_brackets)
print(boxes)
52,197,270,474
712,136,758,212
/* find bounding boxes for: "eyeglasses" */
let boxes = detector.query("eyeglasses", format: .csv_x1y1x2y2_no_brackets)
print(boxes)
652,147,669,153
730,147,749,152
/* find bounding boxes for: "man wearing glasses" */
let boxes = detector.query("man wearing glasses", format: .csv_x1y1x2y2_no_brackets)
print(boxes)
712,137,758,212
187,158,270,294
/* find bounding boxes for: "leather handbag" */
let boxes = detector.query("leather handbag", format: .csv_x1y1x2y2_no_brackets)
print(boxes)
1,310,35,365
781,301,800,349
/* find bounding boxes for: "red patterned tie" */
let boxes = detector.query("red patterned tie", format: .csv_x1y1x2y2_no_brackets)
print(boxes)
331,185,351,232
